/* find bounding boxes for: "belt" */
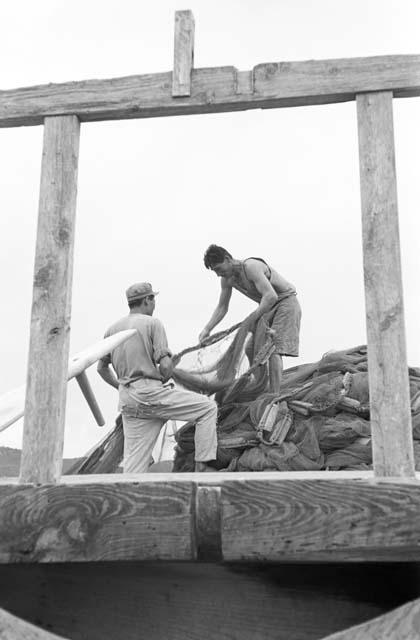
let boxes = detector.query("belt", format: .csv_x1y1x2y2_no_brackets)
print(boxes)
120,375,162,387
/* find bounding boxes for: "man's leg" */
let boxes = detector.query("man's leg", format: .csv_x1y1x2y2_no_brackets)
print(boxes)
145,385,218,468
121,413,165,473
268,295,301,394
269,353,283,394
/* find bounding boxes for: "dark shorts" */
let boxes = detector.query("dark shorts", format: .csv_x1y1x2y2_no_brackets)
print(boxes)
270,295,301,356
248,294,301,358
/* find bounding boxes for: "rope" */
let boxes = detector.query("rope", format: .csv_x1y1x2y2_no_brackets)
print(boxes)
172,321,242,366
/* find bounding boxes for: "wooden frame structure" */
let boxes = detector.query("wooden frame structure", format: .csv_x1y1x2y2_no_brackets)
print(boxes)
0,10,419,564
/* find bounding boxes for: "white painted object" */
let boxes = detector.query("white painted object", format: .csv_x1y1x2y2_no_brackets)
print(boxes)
0,329,136,433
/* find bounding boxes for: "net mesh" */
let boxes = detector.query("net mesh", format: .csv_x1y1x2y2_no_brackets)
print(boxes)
172,312,274,404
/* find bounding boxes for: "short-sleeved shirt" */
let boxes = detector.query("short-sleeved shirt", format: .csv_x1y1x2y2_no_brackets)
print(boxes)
100,313,172,385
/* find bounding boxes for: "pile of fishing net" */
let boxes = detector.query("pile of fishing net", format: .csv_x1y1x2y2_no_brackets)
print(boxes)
171,315,420,472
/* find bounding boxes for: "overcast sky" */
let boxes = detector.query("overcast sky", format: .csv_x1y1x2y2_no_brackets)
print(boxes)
0,0,419,457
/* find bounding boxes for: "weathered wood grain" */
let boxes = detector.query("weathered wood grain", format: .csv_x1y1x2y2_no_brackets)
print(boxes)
321,597,420,639
1,562,414,640
6,468,420,484
356,91,414,477
0,607,69,639
220,478,420,562
1,55,420,127
0,481,194,562
172,10,194,96
2,477,420,563
20,116,80,485
195,485,222,561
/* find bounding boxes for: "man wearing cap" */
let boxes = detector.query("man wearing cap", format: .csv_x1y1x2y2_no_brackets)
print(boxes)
97,282,217,473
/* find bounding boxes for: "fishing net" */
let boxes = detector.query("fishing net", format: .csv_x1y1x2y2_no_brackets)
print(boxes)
171,315,420,473
172,309,282,404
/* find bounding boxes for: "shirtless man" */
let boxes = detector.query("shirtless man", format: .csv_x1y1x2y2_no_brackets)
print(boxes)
199,245,302,393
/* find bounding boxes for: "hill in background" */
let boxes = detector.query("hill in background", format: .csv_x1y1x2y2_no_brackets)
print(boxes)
0,446,80,477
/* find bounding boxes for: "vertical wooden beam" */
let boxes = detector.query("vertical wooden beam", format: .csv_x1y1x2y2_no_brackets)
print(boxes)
20,115,80,484
172,10,195,97
356,91,414,477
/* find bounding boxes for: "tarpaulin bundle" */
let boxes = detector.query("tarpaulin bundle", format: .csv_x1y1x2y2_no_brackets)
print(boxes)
227,441,324,472
309,413,371,451
325,438,372,469
298,372,344,412
172,314,420,472
316,345,368,375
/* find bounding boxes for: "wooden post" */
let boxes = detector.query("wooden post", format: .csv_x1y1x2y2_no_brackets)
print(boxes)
356,91,414,477
172,10,195,97
20,115,80,484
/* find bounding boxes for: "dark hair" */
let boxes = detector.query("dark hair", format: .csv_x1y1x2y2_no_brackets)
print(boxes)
128,295,154,309
203,244,232,270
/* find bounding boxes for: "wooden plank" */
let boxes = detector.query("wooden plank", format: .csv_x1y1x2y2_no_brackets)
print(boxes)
0,469,411,485
2,477,420,562
0,481,194,562
221,478,420,562
195,485,222,561
0,563,412,640
6,468,420,485
172,10,195,97
19,116,80,485
321,597,420,639
0,607,69,639
356,91,414,477
1,55,420,127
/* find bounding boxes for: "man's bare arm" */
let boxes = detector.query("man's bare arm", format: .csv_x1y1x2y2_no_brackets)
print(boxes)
159,355,174,382
199,278,232,342
97,359,119,390
246,261,278,319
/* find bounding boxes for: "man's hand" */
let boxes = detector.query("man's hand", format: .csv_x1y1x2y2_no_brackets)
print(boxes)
97,360,119,390
159,355,174,382
198,328,211,343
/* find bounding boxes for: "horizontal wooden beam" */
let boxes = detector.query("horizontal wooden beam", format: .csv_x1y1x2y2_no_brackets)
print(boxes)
1,55,420,127
2,473,420,563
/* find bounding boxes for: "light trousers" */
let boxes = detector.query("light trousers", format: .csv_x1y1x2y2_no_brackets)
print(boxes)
119,379,218,473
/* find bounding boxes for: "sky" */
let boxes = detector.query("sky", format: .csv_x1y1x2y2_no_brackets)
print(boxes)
0,0,419,457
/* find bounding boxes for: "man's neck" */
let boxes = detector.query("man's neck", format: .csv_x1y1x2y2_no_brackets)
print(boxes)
129,307,147,315
230,259,243,275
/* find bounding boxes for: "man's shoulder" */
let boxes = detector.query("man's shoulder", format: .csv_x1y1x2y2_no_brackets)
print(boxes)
148,315,166,331
104,314,166,337
244,256,268,267
243,257,270,276
104,314,137,336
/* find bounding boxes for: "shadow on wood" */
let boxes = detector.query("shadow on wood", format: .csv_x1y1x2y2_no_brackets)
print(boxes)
0,562,419,640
